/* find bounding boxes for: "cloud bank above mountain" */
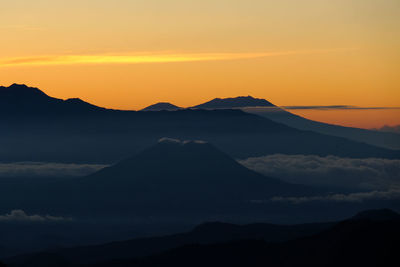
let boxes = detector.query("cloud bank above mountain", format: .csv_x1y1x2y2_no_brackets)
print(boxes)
239,155,400,190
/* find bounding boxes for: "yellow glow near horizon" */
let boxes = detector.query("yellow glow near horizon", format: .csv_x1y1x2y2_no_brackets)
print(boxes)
0,49,354,67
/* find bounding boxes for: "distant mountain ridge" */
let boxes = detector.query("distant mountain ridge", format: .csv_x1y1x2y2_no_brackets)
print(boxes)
0,83,106,116
245,106,400,150
0,84,399,163
192,96,274,109
187,95,400,150
141,102,182,111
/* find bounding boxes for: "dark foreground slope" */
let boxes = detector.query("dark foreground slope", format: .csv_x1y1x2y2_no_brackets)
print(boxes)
93,210,400,267
118,222,399,267
5,221,333,266
5,209,399,267
0,85,399,163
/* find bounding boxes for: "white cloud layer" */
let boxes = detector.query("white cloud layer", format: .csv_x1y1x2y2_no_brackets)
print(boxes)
0,162,107,178
266,188,400,204
239,154,400,190
0,210,71,222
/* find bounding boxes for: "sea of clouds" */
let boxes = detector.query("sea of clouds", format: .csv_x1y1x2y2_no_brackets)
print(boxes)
239,154,400,191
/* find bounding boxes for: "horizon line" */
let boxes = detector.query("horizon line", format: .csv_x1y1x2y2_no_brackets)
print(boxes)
2,83,399,112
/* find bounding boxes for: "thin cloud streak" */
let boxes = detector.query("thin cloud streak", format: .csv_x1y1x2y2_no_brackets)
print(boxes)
0,48,355,67
267,188,400,204
0,24,44,31
0,209,72,222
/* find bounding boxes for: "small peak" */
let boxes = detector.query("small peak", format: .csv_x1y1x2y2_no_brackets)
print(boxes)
0,83,48,97
9,83,29,88
193,95,275,109
142,102,181,111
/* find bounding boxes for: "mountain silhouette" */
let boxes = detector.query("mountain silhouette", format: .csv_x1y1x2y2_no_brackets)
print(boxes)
67,138,310,215
0,84,399,163
192,96,274,109
141,102,182,111
0,83,105,116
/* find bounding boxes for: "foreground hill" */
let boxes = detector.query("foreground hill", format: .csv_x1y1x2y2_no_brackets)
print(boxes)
192,95,400,150
5,222,333,266
92,209,400,267
0,84,399,163
116,220,399,267
5,209,399,267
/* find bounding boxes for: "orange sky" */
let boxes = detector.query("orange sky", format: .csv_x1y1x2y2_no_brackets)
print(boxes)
1,0,399,128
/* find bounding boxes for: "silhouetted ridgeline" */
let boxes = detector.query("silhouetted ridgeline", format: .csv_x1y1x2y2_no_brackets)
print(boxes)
141,102,182,111
191,96,275,109
188,94,400,150
4,209,399,267
0,84,399,163
245,106,400,150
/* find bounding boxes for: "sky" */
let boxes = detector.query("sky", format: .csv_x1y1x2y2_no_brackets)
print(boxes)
1,0,399,128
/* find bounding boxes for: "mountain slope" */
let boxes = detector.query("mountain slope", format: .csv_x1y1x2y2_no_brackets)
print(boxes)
0,84,106,116
245,106,400,150
192,95,400,150
141,102,182,111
